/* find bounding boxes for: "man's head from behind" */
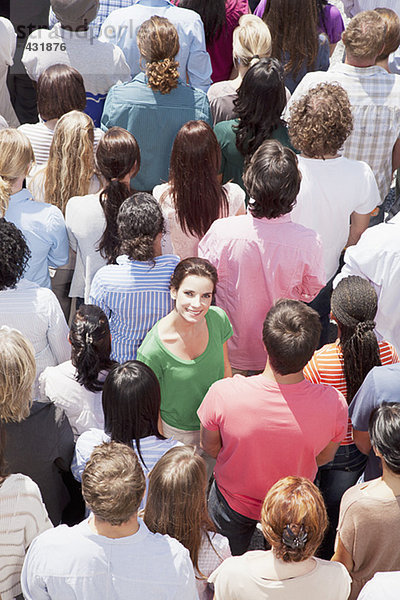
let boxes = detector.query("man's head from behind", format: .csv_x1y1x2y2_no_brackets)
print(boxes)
263,299,321,375
342,10,386,64
51,0,99,30
243,139,301,219
82,441,146,526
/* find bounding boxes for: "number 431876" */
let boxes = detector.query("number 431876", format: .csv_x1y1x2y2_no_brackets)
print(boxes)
25,42,66,51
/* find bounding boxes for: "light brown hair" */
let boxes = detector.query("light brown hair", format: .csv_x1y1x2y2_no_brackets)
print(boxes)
261,476,328,562
0,129,34,216
137,16,180,94
37,64,87,121
342,10,386,61
82,441,146,526
375,8,400,61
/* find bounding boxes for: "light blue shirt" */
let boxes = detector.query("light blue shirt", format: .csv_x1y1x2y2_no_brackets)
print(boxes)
99,0,212,91
89,253,180,362
5,189,69,288
101,73,212,191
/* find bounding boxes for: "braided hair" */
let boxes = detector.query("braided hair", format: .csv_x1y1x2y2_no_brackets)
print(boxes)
331,276,381,404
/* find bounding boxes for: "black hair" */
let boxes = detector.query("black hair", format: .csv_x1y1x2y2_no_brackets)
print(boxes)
316,0,328,31
117,193,164,262
234,57,286,159
369,403,400,474
0,219,31,291
178,0,227,44
331,276,382,404
69,305,115,392
102,361,165,468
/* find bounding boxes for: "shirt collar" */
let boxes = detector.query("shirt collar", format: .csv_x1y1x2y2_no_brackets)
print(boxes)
330,62,388,78
248,207,293,224
10,188,33,203
133,0,173,6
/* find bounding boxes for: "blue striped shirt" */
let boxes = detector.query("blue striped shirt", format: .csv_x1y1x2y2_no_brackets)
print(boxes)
89,254,179,363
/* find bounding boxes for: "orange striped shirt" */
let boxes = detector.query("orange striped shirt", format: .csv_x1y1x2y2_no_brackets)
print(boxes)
304,340,399,444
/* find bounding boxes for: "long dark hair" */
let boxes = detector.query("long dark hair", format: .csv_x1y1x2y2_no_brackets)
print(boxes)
69,305,115,393
331,276,382,404
166,121,229,238
102,361,165,468
96,127,141,264
179,0,227,44
262,0,319,77
316,0,328,30
234,57,286,159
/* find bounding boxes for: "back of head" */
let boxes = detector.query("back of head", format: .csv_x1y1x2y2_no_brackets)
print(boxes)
289,82,353,158
243,139,300,219
117,193,164,262
69,304,113,392
96,127,141,264
0,219,31,291
51,0,99,30
234,58,286,158
374,8,400,61
0,326,36,423
233,14,272,68
261,476,327,562
331,276,381,403
45,110,95,213
343,10,386,62
263,299,321,375
82,441,146,525
369,403,400,475
0,129,34,217
102,361,163,459
37,64,86,122
144,445,214,572
137,16,180,94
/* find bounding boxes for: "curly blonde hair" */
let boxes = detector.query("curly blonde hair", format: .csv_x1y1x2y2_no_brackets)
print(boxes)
0,129,34,216
43,110,95,214
137,16,180,94
288,83,353,158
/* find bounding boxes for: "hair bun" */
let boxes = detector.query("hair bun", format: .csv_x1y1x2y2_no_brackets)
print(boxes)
355,320,375,336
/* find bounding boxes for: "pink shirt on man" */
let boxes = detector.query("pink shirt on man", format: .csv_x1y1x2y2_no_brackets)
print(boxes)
198,212,325,370
198,374,348,520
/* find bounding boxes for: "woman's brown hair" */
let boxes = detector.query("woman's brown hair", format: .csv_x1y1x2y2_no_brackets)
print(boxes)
137,16,180,94
37,64,87,121
262,0,319,77
261,476,328,562
166,120,228,239
144,446,217,576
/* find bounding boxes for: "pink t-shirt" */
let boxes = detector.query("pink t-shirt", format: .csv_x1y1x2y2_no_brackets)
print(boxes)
198,374,348,520
198,213,325,370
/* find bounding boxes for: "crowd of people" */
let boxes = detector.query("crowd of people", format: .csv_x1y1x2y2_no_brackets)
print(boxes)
1,0,400,599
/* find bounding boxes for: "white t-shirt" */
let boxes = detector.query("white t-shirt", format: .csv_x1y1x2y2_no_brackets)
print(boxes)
357,571,400,600
209,552,351,600
153,182,245,259
291,155,380,280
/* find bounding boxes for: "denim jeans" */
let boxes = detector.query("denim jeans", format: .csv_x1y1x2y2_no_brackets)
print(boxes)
208,480,258,556
316,443,367,559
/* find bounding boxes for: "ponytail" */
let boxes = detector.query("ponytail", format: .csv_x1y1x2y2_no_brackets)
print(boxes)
0,176,12,217
146,58,179,94
98,180,131,264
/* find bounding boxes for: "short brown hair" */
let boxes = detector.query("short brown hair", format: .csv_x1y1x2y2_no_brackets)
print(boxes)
82,441,146,526
375,8,400,61
289,83,353,158
262,299,321,375
37,64,86,121
342,11,386,61
137,16,179,94
261,476,328,562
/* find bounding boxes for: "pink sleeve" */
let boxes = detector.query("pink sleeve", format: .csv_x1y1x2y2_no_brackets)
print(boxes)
331,390,349,443
293,235,326,302
198,226,220,270
197,383,221,431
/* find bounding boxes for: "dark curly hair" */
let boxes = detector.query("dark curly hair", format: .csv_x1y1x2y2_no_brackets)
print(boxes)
0,219,31,291
243,139,301,219
288,83,353,158
117,193,164,262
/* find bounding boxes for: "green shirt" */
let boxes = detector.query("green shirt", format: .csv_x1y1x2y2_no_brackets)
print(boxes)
137,306,233,431
214,119,295,194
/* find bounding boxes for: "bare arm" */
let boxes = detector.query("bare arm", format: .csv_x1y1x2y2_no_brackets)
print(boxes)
353,429,372,455
346,212,370,247
332,534,354,572
223,342,232,378
200,425,222,458
316,441,340,466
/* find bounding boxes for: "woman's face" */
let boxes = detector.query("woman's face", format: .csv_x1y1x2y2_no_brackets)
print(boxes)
171,275,214,324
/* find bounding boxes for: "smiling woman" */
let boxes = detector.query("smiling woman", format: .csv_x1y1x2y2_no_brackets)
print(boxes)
137,258,233,457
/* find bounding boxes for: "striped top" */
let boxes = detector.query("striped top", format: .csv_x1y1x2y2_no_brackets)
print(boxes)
89,254,180,363
0,474,52,600
304,340,399,444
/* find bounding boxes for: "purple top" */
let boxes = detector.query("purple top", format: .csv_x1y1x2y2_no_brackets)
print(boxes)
253,1,344,44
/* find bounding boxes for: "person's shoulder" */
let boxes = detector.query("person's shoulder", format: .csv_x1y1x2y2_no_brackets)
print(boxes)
206,305,229,322
313,556,351,585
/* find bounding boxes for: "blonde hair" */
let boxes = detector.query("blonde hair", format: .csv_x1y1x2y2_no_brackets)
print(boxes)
137,16,180,94
0,129,34,217
43,110,95,214
233,14,272,68
0,327,36,423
